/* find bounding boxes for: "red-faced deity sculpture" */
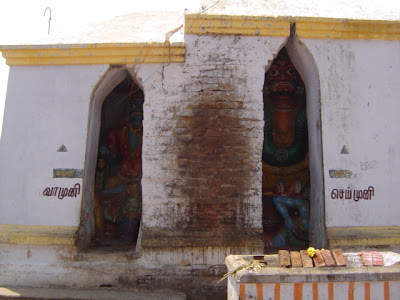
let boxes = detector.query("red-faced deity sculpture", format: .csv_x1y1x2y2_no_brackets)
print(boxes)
262,47,310,248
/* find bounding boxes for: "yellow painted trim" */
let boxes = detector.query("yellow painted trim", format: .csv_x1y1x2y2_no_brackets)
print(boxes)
0,42,185,66
327,226,400,247
185,14,290,37
295,17,400,40
0,224,77,245
185,14,400,40
1,15,398,66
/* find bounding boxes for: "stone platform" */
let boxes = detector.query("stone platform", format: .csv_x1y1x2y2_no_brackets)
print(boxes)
225,251,400,300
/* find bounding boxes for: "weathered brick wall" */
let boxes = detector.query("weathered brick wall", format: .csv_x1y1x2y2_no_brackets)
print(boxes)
139,35,286,251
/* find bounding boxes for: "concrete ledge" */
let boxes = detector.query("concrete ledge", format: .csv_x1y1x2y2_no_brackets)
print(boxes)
141,227,264,248
327,226,400,247
0,225,77,245
140,228,264,265
0,287,186,300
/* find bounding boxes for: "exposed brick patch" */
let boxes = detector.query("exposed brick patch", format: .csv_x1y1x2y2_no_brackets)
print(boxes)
174,62,256,232
140,35,277,250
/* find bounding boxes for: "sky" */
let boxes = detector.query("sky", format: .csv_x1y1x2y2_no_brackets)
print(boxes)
0,0,202,137
0,0,201,44
0,0,398,137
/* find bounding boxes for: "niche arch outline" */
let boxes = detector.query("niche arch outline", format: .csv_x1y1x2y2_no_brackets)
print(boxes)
262,32,327,248
78,66,144,251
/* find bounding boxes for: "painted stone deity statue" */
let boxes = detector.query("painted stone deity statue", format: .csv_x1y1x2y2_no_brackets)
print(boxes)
94,79,143,245
262,47,310,248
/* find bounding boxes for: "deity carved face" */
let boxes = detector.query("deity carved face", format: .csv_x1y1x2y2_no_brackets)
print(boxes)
264,48,305,110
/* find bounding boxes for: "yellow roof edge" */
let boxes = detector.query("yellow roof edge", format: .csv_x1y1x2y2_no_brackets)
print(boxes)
1,14,399,66
185,13,400,40
185,13,400,24
0,42,186,66
0,42,185,51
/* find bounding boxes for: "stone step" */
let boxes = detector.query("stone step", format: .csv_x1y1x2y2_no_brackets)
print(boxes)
0,286,187,300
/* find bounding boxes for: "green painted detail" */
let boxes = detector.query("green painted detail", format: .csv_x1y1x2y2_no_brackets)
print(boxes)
53,168,83,178
329,169,352,178
262,106,308,166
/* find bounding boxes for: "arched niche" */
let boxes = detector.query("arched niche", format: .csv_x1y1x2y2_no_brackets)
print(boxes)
262,32,327,249
285,34,327,248
78,66,144,250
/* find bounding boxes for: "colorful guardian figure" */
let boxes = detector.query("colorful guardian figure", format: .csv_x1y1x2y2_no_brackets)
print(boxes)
262,47,310,248
94,81,144,245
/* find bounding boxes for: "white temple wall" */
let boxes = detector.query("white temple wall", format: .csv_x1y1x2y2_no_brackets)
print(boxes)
0,65,108,226
302,39,400,228
0,36,399,246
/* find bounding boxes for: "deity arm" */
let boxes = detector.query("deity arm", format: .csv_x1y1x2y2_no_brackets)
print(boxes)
273,196,296,229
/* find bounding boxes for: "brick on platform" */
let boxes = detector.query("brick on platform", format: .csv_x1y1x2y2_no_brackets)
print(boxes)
290,251,302,268
362,251,373,266
321,249,336,267
313,249,326,267
277,249,347,268
300,250,314,268
278,250,291,268
372,251,383,266
361,251,383,266
332,249,346,266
